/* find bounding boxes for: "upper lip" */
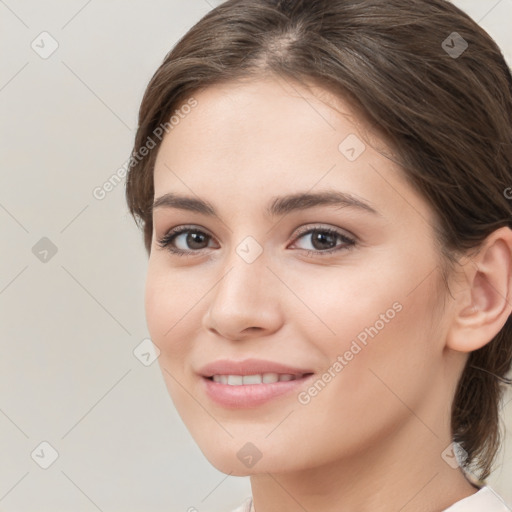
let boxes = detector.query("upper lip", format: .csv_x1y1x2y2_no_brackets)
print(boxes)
197,358,314,377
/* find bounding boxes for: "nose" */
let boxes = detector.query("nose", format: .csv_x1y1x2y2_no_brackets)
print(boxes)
202,252,283,342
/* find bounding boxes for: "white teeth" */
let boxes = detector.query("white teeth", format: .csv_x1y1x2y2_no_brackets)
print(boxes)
211,373,303,385
243,374,263,385
227,375,243,385
262,373,279,383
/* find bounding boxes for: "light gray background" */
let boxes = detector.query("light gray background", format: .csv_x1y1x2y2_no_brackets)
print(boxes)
1,1,511,511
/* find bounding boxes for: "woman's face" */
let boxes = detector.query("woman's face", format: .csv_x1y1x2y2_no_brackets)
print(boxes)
145,76,460,475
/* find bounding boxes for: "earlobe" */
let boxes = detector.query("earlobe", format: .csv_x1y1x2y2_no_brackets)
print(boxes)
446,227,512,353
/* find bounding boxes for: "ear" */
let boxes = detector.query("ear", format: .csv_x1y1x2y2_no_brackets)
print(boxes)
446,226,512,353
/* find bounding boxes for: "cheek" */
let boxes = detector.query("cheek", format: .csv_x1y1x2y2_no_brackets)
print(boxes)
301,252,443,394
327,270,443,417
284,286,443,465
145,267,198,413
144,263,195,365
286,258,408,353
144,267,169,344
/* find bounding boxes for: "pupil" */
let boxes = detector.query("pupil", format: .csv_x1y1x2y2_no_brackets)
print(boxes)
312,230,335,250
188,232,207,249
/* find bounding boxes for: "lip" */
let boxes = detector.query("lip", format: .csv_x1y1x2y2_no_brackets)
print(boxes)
197,358,313,377
197,358,315,408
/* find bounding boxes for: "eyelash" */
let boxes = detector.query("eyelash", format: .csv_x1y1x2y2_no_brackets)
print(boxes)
156,224,356,258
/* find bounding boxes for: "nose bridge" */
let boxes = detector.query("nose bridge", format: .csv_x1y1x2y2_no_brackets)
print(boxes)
204,233,281,339
216,234,269,305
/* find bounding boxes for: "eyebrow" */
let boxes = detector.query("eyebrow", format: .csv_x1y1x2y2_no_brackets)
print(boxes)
151,190,381,218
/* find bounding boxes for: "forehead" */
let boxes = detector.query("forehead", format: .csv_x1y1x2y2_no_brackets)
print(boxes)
155,76,376,181
152,76,432,226
159,76,375,156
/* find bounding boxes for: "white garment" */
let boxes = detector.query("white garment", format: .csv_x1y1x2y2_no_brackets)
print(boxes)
230,496,253,512
443,486,510,511
230,486,511,512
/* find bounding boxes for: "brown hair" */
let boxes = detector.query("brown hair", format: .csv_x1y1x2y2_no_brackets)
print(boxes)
125,0,512,481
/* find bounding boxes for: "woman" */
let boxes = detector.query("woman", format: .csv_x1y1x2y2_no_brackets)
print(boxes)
125,0,512,510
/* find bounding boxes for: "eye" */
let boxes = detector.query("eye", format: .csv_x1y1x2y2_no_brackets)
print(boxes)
156,225,216,256
290,225,356,256
156,224,356,257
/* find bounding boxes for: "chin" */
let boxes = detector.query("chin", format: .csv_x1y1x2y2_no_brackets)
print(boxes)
199,450,255,476
198,441,300,476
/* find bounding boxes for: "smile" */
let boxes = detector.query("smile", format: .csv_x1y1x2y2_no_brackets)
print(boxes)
209,373,308,385
202,372,315,408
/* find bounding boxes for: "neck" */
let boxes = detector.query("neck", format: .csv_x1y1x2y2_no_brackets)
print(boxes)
249,414,479,512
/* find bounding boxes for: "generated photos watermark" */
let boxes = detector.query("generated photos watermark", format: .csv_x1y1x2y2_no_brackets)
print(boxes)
92,97,198,201
298,301,403,405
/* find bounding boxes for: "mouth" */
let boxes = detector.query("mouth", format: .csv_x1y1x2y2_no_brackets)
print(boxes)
205,372,314,385
197,358,316,407
199,366,315,407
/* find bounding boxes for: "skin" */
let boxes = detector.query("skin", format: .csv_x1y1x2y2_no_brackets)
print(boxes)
145,75,512,512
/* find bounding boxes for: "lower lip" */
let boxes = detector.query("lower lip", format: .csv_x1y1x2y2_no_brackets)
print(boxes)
201,375,315,408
